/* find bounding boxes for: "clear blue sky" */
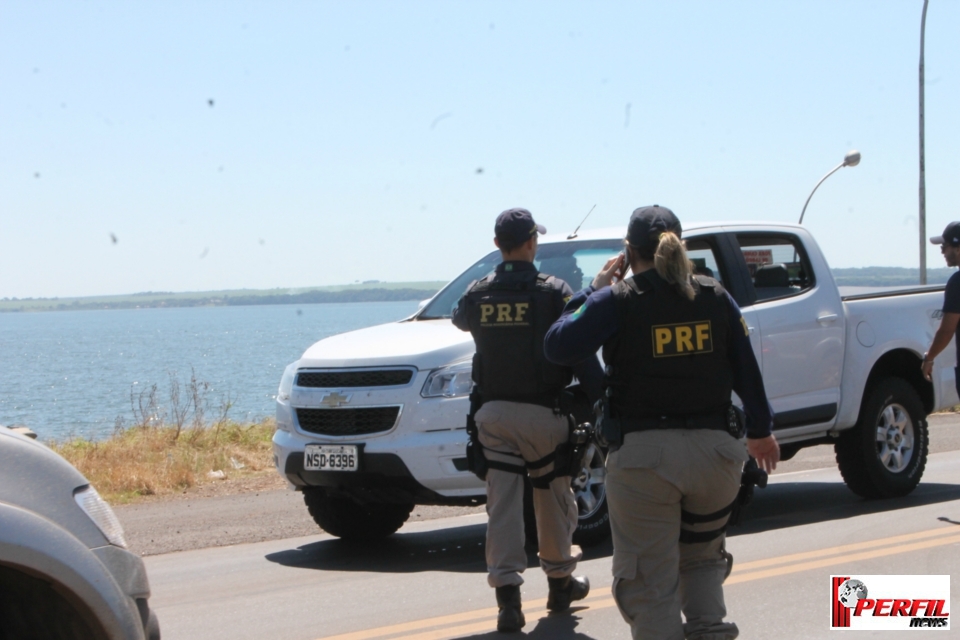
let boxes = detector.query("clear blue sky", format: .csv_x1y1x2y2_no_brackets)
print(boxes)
2,1,958,298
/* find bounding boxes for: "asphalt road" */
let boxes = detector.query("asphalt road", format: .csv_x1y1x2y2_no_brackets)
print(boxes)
118,415,960,557
143,415,960,640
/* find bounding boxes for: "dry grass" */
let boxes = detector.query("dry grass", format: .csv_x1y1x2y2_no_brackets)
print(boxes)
50,419,276,504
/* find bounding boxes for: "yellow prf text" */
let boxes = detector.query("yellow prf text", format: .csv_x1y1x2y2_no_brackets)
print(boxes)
652,321,713,357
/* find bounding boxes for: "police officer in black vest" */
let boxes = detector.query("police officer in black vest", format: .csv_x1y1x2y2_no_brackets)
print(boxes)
452,208,602,633
544,206,780,640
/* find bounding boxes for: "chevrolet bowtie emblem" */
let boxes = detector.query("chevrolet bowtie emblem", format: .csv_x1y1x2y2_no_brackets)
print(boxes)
319,391,352,407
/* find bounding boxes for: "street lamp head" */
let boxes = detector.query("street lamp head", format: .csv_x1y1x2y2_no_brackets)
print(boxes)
798,149,862,225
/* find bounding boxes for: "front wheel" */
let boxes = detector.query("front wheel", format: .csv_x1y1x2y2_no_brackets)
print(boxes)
303,489,414,541
835,377,929,499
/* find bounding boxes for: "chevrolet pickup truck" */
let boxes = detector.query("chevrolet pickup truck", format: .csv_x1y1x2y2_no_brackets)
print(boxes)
272,223,957,544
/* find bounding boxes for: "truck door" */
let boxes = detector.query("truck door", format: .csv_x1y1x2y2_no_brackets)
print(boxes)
684,233,763,359
730,232,844,432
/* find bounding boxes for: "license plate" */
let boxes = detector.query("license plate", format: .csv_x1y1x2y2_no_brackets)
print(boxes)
304,445,359,471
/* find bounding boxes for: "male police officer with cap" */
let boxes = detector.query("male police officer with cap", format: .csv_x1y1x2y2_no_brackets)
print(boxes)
452,207,602,633
544,206,779,640
922,222,960,391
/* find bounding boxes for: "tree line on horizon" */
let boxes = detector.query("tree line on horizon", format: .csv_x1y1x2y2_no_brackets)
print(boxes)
1,267,957,312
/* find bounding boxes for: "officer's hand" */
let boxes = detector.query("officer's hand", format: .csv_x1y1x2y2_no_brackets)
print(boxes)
592,255,623,290
921,357,934,382
747,435,780,474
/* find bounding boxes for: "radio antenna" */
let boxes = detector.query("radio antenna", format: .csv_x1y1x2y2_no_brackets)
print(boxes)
567,204,596,239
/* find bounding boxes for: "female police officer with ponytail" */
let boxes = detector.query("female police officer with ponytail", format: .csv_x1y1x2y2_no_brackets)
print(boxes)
544,206,780,640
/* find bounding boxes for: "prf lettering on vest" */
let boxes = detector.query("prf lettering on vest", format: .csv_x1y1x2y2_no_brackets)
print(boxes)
480,302,531,325
652,321,713,357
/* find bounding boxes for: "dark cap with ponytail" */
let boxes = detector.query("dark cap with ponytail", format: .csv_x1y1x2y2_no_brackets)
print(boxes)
627,205,682,257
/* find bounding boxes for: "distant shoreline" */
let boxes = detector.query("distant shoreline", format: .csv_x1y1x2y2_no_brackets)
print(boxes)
0,281,447,313
1,266,955,313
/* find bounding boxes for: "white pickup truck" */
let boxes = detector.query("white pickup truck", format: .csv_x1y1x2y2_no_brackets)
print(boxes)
272,223,957,543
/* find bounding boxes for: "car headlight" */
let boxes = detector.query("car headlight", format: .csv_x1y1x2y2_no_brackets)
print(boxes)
277,362,297,402
421,361,474,398
74,485,127,548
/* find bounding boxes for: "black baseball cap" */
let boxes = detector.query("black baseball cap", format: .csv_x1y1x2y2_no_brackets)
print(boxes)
495,207,546,245
627,205,682,252
930,221,960,247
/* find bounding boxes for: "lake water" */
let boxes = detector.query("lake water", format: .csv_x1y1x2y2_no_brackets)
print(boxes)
0,301,420,442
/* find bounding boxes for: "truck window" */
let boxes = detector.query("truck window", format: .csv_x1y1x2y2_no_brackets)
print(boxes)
685,239,725,286
734,233,815,302
417,239,623,319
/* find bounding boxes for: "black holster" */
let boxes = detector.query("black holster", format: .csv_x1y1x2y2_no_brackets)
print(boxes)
465,387,488,481
594,395,622,450
727,404,747,439
553,419,592,477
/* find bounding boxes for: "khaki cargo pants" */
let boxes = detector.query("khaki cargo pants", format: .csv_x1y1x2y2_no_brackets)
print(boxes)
475,400,582,588
606,429,748,640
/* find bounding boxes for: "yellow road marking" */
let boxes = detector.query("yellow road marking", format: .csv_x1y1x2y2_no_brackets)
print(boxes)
727,532,960,584
317,593,610,640
397,599,621,640
732,524,960,572
318,526,960,640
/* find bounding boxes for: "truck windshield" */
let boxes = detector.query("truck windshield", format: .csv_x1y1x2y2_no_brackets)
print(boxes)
417,239,624,319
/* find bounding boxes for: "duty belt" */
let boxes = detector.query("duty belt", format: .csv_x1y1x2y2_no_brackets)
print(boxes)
621,412,727,434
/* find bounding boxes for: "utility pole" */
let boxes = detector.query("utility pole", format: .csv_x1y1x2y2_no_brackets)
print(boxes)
919,0,929,284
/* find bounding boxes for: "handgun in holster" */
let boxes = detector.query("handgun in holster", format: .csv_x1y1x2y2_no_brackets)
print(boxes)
465,387,489,481
594,391,622,450
552,418,593,479
729,457,768,527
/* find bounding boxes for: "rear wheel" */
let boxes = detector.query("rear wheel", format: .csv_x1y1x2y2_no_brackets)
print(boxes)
523,439,610,548
303,489,414,540
835,377,928,499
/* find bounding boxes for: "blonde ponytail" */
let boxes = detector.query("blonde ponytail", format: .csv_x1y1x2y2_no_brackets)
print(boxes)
654,232,696,300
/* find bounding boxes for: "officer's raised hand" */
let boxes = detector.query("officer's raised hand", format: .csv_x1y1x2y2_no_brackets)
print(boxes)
592,252,627,290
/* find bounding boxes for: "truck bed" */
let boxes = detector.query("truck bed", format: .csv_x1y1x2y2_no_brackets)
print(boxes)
839,284,945,301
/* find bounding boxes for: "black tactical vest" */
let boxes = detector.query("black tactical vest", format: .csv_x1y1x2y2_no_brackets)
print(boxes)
602,270,733,420
466,268,573,406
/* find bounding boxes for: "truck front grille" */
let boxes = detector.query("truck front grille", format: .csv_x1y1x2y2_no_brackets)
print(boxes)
296,369,414,388
296,407,401,436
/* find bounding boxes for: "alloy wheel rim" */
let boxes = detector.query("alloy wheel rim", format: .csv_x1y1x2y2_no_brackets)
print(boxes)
875,403,915,473
572,443,606,518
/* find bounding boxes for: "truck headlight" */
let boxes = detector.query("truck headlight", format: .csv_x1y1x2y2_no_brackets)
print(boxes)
421,361,474,398
275,363,298,432
277,362,297,402
74,485,128,548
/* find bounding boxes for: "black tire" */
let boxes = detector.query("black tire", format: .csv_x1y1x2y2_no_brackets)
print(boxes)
0,564,104,640
303,489,413,541
523,440,610,548
835,377,929,499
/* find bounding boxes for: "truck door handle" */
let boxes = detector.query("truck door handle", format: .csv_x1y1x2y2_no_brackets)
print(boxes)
747,326,756,334
817,313,839,324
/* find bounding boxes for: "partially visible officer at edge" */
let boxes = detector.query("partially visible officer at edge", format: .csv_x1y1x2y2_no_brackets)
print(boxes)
544,205,779,640
452,207,603,633
922,221,960,388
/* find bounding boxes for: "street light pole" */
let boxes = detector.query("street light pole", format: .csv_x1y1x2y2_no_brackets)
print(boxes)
919,0,930,284
798,151,862,225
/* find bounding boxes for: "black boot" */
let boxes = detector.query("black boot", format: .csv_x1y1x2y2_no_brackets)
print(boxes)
495,585,525,632
546,575,590,612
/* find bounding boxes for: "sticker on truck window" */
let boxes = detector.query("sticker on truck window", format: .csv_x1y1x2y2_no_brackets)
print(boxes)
741,249,774,265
